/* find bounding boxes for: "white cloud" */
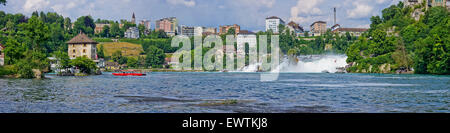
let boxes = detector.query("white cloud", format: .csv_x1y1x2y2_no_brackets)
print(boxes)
346,2,374,19
243,0,276,8
166,0,196,7
23,0,50,13
289,0,324,26
50,1,85,17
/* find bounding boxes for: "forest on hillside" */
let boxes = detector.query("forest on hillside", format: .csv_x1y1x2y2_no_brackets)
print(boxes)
346,2,449,75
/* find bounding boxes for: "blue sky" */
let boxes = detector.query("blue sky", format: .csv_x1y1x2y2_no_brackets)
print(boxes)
0,0,402,31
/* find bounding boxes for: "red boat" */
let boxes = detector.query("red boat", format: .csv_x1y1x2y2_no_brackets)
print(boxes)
112,70,147,76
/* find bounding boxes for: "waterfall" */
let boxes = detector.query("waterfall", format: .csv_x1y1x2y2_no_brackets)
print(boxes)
233,55,348,73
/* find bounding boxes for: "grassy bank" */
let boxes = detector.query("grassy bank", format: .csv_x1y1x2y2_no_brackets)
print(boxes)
98,42,144,57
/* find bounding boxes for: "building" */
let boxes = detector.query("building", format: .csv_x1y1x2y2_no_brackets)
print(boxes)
94,23,111,34
332,28,368,37
203,27,217,36
178,25,195,37
219,24,240,35
428,0,446,7
131,12,136,24
124,27,140,39
331,24,341,31
404,0,447,8
156,17,178,36
0,43,4,66
265,16,285,33
67,32,99,60
236,30,257,56
403,0,448,20
140,20,151,30
194,27,204,37
286,21,304,37
404,0,424,7
310,21,327,36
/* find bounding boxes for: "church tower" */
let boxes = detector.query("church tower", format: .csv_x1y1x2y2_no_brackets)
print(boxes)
131,12,136,24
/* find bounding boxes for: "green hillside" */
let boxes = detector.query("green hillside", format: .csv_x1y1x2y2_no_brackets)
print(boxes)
346,2,449,74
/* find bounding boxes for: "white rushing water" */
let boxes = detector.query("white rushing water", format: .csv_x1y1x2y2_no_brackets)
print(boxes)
238,55,348,73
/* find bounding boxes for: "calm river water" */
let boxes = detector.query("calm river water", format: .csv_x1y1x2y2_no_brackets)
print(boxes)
0,72,448,113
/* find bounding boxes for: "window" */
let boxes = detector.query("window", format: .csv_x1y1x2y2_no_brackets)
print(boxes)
73,55,75,58
72,44,75,47
73,49,76,53
83,49,86,53
83,44,87,47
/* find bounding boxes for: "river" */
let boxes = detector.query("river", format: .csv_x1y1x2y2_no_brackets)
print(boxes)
0,72,448,113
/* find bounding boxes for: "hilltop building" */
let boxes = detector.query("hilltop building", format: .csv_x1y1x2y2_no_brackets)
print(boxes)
178,25,195,37
131,12,136,24
236,30,257,56
67,32,99,60
265,16,285,34
140,20,151,30
331,24,341,31
156,17,178,36
124,27,140,39
178,26,215,37
202,27,217,36
0,43,4,66
286,21,304,37
310,21,327,36
404,0,447,7
194,27,204,37
332,27,368,37
404,0,449,20
219,24,240,35
94,23,111,34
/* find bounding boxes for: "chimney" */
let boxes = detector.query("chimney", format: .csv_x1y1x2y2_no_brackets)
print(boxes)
334,7,337,25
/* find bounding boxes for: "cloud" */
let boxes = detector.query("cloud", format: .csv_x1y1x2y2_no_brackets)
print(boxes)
237,0,276,8
346,2,374,19
166,0,196,7
289,0,324,25
23,0,50,13
51,2,78,16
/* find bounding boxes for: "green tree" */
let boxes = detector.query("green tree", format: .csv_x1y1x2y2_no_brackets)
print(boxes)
70,57,97,74
110,22,121,38
304,31,309,37
73,16,95,36
18,16,49,50
64,17,72,31
53,50,71,73
145,45,166,68
138,24,146,37
0,0,6,5
112,50,123,63
101,25,110,37
278,24,285,33
227,27,236,35
3,37,26,65
127,57,138,68
97,45,105,59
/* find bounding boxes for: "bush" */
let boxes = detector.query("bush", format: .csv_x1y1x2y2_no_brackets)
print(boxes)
15,60,34,79
70,57,97,74
0,66,15,76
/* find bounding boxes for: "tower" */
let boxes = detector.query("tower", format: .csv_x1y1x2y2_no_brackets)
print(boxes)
131,12,136,24
333,7,336,25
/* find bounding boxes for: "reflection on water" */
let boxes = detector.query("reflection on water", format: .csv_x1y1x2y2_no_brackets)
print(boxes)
0,73,449,113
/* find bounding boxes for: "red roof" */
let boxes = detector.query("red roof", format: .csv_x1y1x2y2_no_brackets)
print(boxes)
67,32,98,44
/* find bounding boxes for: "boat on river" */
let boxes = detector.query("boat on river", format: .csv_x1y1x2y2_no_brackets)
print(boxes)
112,70,147,76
